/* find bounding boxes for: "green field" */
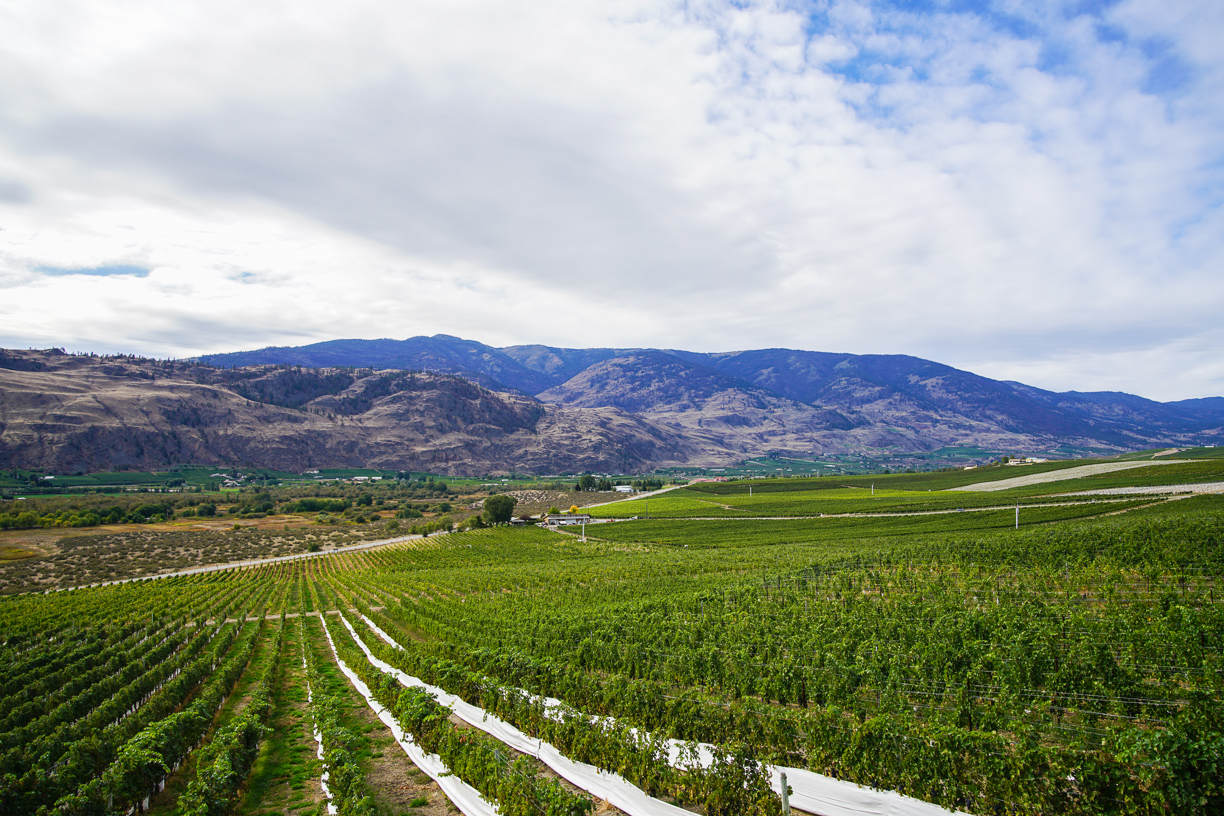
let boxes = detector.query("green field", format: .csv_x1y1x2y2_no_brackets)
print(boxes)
1,461,1222,815
589,454,1224,522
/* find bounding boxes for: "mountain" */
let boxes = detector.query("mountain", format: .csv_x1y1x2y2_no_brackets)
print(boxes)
0,350,712,474
193,335,1224,457
4,337,1221,475
536,351,871,454
500,344,639,385
197,335,555,395
690,350,1146,447
1171,397,1224,424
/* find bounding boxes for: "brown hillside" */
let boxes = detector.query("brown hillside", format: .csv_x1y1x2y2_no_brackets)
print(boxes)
0,349,719,474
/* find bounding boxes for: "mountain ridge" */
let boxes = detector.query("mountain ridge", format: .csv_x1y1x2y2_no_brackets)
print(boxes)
1,337,1218,475
0,350,717,474
196,335,1224,455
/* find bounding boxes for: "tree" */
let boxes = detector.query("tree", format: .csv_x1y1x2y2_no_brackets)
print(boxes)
483,494,517,525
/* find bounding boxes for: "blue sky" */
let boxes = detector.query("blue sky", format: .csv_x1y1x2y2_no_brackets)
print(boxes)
0,0,1221,400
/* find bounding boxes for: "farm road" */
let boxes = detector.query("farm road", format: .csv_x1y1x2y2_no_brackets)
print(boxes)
1059,481,1224,497
950,459,1186,492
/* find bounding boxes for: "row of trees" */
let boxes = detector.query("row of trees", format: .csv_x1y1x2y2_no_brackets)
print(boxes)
573,476,666,492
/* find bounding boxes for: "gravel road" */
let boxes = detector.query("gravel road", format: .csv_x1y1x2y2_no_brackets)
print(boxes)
951,459,1185,492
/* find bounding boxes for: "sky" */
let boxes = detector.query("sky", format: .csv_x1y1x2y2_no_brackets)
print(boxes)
1,0,1221,401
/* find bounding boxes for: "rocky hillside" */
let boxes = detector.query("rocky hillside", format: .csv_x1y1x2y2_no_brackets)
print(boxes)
199,336,1224,456
0,349,711,474
6,337,1222,475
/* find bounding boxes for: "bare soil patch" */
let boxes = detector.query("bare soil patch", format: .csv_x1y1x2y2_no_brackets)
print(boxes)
0,521,390,594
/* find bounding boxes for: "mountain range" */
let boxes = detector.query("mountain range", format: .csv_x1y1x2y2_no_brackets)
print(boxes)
199,335,1224,453
1,337,1220,475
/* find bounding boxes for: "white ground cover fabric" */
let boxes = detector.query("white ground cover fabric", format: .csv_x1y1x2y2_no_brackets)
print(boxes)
352,614,968,816
303,653,339,816
319,619,499,816
342,614,694,816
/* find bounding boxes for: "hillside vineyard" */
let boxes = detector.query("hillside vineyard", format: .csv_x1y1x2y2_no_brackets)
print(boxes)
1,495,1221,816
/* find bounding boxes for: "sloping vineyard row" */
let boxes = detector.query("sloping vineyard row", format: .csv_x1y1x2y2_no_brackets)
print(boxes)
1,504,1222,814
328,518,1223,814
0,566,293,816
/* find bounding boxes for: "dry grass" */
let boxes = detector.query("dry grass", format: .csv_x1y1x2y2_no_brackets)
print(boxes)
0,518,391,594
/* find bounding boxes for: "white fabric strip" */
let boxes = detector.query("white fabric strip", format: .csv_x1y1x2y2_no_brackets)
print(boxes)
343,613,694,816
355,613,969,816
318,618,500,816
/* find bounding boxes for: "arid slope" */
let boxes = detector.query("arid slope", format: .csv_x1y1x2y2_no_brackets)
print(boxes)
0,349,717,474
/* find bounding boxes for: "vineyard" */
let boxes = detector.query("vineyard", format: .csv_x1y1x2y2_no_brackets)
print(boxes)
1,468,1222,815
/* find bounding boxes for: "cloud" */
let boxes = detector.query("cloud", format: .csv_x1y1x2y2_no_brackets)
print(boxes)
0,179,31,203
0,0,1221,400
38,264,149,277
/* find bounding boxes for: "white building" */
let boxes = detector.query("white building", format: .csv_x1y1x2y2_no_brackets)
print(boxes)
546,513,592,526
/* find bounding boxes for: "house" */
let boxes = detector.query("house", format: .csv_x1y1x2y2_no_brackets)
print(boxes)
614,485,634,493
546,513,592,527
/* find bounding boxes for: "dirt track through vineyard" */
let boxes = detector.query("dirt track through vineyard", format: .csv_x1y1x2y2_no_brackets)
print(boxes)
951,459,1186,491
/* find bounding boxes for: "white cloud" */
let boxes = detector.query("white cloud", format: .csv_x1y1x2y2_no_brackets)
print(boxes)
0,0,1221,400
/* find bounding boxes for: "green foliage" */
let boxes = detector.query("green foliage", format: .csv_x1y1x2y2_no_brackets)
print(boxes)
483,494,517,525
3,495,1223,816
302,618,377,816
322,615,596,816
285,497,350,514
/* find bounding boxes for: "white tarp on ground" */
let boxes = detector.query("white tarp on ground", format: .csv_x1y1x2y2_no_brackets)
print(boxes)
351,614,968,816
341,614,694,816
319,620,499,816
303,654,339,816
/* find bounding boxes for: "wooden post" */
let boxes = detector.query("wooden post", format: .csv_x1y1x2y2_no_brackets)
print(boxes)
780,771,791,814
